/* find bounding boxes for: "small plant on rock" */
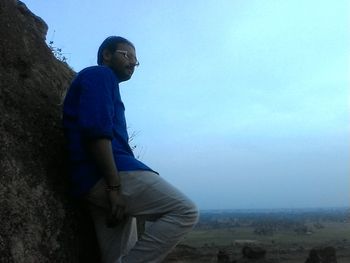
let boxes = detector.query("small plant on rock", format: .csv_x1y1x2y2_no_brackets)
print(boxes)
48,40,68,63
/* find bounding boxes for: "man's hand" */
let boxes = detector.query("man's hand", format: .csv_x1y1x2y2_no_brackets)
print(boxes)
106,190,127,227
86,139,126,227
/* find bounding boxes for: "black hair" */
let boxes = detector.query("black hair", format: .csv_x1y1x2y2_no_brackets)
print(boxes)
97,36,135,65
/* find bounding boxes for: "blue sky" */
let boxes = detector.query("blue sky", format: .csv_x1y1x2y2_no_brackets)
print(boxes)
25,0,349,209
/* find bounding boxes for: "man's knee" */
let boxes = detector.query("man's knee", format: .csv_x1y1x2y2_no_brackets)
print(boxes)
189,201,199,226
178,199,199,228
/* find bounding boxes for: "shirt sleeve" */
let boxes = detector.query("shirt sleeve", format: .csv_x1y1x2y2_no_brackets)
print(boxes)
78,68,116,140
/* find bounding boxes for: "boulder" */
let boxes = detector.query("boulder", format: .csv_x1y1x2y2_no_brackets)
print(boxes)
0,1,99,262
217,249,231,263
305,246,337,263
242,246,266,259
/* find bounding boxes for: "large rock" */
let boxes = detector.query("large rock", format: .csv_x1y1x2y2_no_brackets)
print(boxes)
242,246,266,259
217,249,231,263
305,246,337,263
0,1,99,262
234,246,274,263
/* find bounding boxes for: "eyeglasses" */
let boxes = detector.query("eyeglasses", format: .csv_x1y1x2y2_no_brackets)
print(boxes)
115,50,140,67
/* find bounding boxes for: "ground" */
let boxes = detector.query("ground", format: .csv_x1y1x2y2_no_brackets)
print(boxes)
164,208,350,262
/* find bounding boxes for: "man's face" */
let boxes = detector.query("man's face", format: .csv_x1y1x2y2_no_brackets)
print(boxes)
103,43,138,82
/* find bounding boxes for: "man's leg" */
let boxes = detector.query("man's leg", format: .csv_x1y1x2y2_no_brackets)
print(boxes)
85,171,198,263
119,170,199,263
85,179,138,263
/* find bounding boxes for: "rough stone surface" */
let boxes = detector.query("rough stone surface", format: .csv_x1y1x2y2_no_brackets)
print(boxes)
0,1,99,262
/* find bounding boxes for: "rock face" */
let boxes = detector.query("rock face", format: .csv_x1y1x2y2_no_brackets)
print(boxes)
0,1,95,262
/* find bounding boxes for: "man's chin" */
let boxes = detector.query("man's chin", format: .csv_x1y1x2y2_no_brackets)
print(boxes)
121,75,132,82
115,72,132,83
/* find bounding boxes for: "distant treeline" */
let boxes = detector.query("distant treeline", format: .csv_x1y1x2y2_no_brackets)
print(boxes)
196,207,349,230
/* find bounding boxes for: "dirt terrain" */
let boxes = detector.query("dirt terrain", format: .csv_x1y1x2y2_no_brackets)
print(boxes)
165,208,350,262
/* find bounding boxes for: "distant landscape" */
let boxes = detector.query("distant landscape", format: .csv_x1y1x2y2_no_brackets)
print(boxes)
165,207,350,262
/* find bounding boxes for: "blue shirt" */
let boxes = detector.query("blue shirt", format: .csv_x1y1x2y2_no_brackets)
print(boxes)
63,66,154,196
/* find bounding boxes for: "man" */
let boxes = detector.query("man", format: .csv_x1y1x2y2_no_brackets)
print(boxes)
62,36,198,263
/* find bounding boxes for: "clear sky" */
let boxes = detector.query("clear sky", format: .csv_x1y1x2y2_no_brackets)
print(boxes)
24,0,349,210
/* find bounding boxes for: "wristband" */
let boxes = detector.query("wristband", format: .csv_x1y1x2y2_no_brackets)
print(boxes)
106,184,121,192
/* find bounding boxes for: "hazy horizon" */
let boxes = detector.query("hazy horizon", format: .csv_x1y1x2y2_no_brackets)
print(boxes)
200,206,349,212
24,0,349,210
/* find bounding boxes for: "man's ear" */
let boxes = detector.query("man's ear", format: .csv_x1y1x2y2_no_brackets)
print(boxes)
102,49,112,65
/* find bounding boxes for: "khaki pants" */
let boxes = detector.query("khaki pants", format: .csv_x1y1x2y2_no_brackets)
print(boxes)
84,170,199,263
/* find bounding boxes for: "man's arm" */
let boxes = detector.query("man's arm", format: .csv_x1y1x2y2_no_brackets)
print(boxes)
87,138,126,225
87,138,120,186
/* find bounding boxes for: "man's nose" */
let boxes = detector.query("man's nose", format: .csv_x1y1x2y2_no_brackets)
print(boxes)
129,57,137,65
